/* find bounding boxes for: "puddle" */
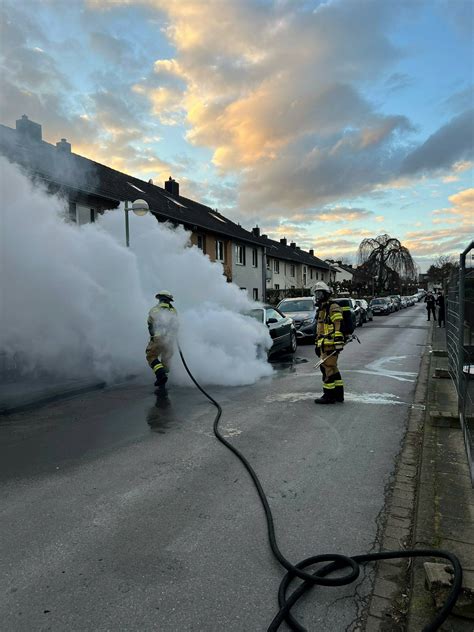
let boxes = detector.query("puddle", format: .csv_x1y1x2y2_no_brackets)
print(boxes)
265,391,416,406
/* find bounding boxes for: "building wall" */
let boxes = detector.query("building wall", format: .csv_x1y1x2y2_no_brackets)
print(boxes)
231,243,263,300
190,231,233,281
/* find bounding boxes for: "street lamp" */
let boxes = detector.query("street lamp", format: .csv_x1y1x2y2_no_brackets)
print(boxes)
372,275,377,297
124,199,149,247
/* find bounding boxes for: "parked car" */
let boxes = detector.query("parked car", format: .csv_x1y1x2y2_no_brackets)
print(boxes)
389,295,402,311
277,297,317,341
247,305,297,357
332,297,360,328
355,299,373,322
370,297,392,315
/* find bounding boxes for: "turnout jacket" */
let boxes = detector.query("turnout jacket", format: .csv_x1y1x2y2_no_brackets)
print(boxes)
316,301,344,349
147,301,177,338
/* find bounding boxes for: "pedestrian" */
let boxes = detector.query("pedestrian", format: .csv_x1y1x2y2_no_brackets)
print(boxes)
146,290,178,393
313,281,345,404
424,291,436,321
436,291,446,328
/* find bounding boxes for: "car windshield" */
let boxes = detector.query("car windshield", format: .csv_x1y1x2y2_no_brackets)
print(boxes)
279,300,314,313
247,309,264,322
371,299,386,304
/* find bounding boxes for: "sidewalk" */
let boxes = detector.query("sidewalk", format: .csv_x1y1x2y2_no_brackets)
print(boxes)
0,376,106,416
365,322,474,630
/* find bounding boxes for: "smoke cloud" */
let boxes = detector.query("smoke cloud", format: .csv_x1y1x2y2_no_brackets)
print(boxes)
0,157,272,386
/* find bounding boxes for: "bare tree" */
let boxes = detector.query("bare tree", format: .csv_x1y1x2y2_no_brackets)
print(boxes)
357,234,417,293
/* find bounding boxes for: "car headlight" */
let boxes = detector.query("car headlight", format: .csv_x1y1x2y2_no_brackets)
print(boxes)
302,318,314,326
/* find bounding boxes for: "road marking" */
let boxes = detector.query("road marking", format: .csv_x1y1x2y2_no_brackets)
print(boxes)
264,391,421,407
346,355,417,383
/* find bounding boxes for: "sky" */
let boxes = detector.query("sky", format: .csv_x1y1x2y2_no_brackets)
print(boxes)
0,0,473,272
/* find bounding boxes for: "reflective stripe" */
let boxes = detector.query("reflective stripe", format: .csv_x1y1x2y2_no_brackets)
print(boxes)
330,313,343,322
323,382,336,390
153,363,164,373
334,380,344,387
341,306,350,311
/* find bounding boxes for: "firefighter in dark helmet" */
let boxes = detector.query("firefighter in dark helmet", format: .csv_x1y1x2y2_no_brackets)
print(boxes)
313,281,344,404
146,290,178,391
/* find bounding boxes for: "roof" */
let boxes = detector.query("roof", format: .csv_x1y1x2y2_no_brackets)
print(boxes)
258,233,330,270
0,123,262,246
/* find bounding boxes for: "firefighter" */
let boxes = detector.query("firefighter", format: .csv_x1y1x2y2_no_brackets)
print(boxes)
313,282,344,404
146,290,178,391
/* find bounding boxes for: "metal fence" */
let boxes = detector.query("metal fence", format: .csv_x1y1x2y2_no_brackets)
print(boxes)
446,241,474,484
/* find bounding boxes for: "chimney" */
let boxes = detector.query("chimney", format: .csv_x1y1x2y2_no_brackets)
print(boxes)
56,138,71,153
290,242,296,249
252,226,260,237
16,114,42,143
148,178,154,184
261,234,268,239
165,176,179,196
280,238,287,246
309,249,314,256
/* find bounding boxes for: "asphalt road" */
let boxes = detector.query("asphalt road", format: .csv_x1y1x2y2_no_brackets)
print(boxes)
0,303,430,632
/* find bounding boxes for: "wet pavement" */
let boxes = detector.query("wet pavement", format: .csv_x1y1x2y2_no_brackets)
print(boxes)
0,304,430,631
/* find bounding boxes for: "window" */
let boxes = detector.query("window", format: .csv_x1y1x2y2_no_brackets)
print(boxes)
266,257,271,270
216,240,225,262
310,269,314,279
253,288,258,300
291,285,295,290
236,244,246,265
90,209,95,223
197,234,205,252
266,308,282,322
274,284,280,290
274,259,280,273
69,202,77,223
290,264,295,277
316,271,319,280
252,248,258,267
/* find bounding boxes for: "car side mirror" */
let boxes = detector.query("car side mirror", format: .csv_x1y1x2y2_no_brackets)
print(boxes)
267,318,278,324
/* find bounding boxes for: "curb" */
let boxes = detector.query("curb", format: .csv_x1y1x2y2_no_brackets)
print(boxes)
363,324,432,630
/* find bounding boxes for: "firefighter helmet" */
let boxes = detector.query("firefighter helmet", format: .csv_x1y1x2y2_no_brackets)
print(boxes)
313,281,331,306
155,290,174,301
313,281,331,294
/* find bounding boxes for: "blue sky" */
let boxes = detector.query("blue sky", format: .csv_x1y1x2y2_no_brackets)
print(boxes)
1,0,472,271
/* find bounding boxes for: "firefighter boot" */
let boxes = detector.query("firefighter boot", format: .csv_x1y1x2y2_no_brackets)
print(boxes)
314,394,336,405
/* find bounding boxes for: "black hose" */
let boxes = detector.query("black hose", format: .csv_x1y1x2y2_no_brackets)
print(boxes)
178,346,462,631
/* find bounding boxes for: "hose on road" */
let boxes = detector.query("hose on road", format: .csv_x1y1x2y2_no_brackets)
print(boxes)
178,346,462,631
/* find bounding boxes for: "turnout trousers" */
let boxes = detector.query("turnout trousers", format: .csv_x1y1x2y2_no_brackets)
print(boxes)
145,337,173,386
320,350,344,402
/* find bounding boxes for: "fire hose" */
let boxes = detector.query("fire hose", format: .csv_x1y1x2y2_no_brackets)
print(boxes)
178,345,462,631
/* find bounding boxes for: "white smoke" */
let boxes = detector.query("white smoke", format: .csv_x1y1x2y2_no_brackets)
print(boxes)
0,157,273,386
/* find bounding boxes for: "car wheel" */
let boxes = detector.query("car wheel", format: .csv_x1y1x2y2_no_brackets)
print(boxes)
288,330,297,353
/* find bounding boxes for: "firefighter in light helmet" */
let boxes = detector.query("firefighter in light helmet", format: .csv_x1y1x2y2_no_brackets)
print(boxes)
313,281,344,404
145,291,178,392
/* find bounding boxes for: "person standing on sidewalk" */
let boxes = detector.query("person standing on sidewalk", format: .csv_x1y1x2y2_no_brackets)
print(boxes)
146,291,178,393
313,282,344,404
436,291,446,328
424,291,436,321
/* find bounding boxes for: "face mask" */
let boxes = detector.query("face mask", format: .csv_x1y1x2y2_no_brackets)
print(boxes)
314,291,326,304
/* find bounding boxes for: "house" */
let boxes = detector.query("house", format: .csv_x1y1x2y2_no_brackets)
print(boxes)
325,260,355,287
251,230,332,293
0,115,266,301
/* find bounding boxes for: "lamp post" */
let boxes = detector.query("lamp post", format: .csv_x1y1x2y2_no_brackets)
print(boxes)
372,275,377,297
124,199,149,247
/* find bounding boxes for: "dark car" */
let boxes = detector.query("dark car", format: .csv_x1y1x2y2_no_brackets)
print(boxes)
247,305,297,357
370,297,391,315
277,297,317,341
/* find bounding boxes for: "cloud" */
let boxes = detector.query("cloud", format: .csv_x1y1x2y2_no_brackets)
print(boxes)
400,109,474,176
432,187,474,226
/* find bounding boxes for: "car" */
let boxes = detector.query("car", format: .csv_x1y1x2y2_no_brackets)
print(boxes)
247,305,297,357
356,299,373,322
276,297,317,342
370,297,391,315
389,295,402,311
